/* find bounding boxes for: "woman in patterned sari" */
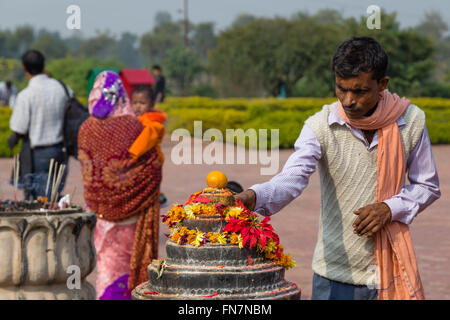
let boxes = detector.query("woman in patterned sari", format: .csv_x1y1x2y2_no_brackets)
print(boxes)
78,71,163,299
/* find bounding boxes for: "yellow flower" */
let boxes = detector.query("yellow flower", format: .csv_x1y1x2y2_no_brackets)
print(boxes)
217,232,228,245
225,207,243,221
192,232,205,247
179,227,189,236
184,205,196,219
263,239,278,254
238,234,243,249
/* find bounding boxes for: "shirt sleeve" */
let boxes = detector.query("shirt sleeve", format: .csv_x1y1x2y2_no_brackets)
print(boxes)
249,124,322,216
9,92,30,135
383,125,441,224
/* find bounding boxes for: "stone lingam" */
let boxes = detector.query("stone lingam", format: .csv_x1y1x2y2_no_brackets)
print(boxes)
0,199,96,300
133,172,301,300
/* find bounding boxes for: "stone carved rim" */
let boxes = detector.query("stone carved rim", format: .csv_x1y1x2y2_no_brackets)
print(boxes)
0,201,84,217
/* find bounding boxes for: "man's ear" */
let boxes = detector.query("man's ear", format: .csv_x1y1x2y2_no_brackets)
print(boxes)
378,76,389,91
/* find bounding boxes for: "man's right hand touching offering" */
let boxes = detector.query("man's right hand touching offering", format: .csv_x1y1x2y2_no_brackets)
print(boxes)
235,189,257,211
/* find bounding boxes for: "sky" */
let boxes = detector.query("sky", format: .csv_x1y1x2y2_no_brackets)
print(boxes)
0,0,449,37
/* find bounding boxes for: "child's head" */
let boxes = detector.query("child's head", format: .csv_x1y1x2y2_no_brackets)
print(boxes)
131,85,154,116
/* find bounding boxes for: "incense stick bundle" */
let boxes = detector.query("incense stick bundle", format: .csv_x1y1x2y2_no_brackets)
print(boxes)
51,162,59,200
50,164,66,207
45,159,55,199
13,155,20,189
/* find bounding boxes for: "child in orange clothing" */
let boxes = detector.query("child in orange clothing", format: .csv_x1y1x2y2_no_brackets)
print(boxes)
129,85,168,206
129,85,167,161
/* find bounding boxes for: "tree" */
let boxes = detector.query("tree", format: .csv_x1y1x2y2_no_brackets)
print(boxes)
415,10,448,41
32,30,68,60
191,22,216,60
231,14,257,28
73,32,117,60
116,32,143,68
210,15,346,97
140,20,184,64
155,11,172,26
164,47,203,95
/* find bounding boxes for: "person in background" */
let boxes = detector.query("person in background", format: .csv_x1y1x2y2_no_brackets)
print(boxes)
152,65,166,104
78,71,163,299
0,80,17,107
129,84,168,207
9,50,71,200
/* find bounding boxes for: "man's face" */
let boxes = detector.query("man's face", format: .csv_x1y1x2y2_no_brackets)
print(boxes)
335,71,389,119
152,68,160,77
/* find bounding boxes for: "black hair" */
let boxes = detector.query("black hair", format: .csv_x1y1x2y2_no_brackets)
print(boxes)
152,65,161,71
132,84,154,102
21,50,45,75
5,81,12,89
332,36,388,81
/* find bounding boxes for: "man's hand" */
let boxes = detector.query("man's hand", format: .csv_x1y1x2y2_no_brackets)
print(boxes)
352,202,392,238
235,189,256,211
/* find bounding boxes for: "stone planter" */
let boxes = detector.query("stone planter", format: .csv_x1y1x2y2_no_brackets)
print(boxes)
0,202,97,300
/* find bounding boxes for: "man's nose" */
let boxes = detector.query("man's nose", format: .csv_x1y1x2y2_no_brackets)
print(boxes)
343,93,356,107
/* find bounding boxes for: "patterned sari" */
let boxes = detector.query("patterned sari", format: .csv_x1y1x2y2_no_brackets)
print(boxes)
78,71,162,299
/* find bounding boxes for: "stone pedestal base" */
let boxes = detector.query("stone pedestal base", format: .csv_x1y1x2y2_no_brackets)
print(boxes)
0,280,96,300
0,204,97,300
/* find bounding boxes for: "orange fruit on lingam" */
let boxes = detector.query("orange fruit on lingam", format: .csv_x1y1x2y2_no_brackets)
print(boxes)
206,171,228,189
203,171,235,205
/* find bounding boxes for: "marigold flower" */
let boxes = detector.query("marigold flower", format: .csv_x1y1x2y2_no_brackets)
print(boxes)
230,232,239,245
187,234,196,243
208,232,219,243
277,254,296,270
172,232,181,243
225,207,243,222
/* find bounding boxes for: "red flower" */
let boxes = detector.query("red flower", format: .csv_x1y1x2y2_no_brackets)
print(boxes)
202,291,218,298
192,196,212,203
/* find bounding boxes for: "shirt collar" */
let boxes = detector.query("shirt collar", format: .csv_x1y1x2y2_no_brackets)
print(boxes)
28,73,48,86
328,101,406,128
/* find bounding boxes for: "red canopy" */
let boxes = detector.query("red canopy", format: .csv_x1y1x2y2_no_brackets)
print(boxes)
119,69,156,98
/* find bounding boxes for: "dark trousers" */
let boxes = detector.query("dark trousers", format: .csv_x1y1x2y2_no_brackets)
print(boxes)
24,143,68,200
311,273,378,300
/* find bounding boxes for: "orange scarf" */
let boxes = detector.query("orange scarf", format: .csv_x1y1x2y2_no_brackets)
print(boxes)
338,89,425,300
128,109,167,161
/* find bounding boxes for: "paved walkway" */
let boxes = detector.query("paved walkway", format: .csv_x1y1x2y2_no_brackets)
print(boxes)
0,138,448,299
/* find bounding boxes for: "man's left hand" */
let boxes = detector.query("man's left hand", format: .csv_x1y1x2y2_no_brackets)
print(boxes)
352,202,392,238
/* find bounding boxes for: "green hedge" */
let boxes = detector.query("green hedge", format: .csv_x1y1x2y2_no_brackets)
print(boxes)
160,97,450,148
1,97,449,157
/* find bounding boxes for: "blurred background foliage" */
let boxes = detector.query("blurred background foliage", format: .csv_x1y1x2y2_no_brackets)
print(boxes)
0,8,449,99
